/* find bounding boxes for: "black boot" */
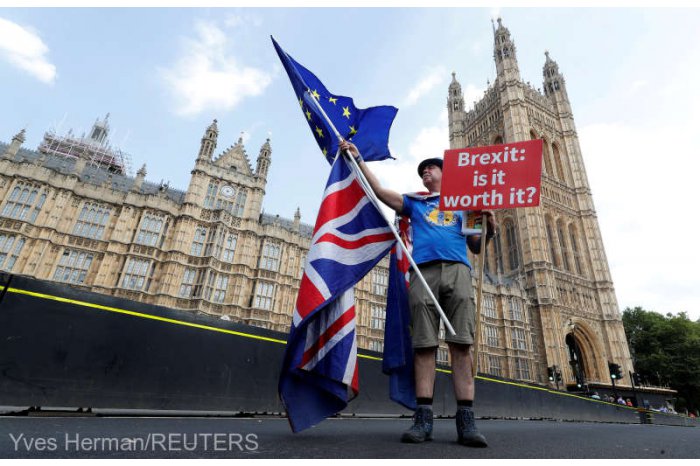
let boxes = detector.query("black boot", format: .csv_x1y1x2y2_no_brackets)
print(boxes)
456,407,488,447
401,406,434,443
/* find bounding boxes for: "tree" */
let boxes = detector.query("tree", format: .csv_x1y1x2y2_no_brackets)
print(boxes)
623,307,700,412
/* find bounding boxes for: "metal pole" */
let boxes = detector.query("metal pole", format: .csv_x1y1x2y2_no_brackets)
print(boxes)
471,213,488,377
304,90,457,335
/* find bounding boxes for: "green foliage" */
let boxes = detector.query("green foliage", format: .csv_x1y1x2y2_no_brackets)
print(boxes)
623,306,700,412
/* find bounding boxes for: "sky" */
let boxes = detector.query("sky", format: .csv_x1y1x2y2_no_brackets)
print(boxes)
0,6,699,320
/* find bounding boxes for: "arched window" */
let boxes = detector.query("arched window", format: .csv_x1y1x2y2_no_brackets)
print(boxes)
552,143,566,183
569,224,583,275
494,135,504,145
557,220,570,272
546,218,559,267
504,219,520,272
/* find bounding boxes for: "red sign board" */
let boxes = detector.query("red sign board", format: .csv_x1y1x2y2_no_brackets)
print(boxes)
439,140,543,211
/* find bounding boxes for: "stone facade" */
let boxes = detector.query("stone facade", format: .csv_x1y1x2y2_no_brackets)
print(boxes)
0,119,390,357
447,18,634,389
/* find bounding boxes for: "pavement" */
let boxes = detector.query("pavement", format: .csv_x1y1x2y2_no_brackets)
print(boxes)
0,415,698,459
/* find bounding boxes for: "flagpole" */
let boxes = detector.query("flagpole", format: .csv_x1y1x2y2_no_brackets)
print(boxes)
471,213,489,378
304,91,457,336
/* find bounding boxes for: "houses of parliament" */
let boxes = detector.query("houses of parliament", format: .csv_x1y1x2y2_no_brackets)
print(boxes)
0,19,634,392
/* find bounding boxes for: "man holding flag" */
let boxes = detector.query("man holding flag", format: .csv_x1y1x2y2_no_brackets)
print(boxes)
340,139,495,448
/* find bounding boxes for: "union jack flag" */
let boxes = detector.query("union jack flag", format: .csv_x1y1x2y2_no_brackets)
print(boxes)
279,155,395,433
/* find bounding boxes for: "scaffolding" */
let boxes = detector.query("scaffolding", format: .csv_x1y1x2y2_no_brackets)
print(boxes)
37,114,133,176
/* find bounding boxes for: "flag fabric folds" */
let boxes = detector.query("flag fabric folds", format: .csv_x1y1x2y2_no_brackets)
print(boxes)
382,216,417,410
271,36,398,164
279,155,396,433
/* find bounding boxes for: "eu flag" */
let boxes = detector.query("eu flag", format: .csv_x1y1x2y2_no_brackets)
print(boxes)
272,36,398,164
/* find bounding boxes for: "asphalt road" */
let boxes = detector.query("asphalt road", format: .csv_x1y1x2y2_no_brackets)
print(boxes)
0,415,697,459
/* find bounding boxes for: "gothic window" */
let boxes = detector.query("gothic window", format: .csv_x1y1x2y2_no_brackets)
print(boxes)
179,268,196,297
221,233,237,263
204,182,218,208
135,213,167,247
487,355,502,377
511,327,527,350
53,249,94,285
539,137,553,176
259,242,281,271
492,232,504,274
552,144,566,183
370,304,385,330
513,358,531,380
0,233,25,272
190,227,208,256
254,281,275,310
206,273,229,303
557,222,571,272
486,325,500,347
369,340,384,353
372,268,389,296
121,257,153,291
73,202,111,240
546,221,559,267
234,190,247,217
483,294,497,318
504,220,520,272
569,225,583,275
1,182,46,223
509,298,524,321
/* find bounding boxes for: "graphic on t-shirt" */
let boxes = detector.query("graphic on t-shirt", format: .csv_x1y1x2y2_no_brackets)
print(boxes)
424,202,458,227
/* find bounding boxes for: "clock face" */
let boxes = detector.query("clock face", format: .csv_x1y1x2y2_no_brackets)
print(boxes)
220,185,235,198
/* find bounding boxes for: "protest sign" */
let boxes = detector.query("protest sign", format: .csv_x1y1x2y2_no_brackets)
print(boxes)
439,139,543,211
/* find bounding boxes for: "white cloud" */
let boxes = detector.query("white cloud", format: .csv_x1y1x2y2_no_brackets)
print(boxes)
0,17,56,84
372,112,448,219
403,66,446,107
580,119,700,319
160,20,272,117
463,83,486,111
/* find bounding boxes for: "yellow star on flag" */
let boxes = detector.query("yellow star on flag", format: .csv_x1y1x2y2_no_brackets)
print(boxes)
315,126,324,138
310,89,320,100
328,97,338,105
322,147,328,156
349,126,357,137
342,107,351,118
299,97,304,108
305,109,312,120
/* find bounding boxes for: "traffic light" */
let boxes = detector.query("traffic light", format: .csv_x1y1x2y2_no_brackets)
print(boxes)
575,373,584,389
608,362,623,380
633,372,642,386
547,366,555,381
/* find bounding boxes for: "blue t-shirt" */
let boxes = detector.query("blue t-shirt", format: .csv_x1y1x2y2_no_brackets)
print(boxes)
401,194,472,269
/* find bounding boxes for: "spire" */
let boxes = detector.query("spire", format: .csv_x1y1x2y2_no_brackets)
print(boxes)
4,128,27,158
12,128,26,144
133,163,147,191
256,137,272,180
493,17,520,82
198,119,218,161
543,50,568,100
293,207,301,231
88,113,110,145
447,71,464,115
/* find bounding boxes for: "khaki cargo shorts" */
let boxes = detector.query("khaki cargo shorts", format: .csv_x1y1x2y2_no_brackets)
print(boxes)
408,261,475,348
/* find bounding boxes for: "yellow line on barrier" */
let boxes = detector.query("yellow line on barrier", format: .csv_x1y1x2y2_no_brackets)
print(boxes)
7,287,287,345
1,286,651,409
